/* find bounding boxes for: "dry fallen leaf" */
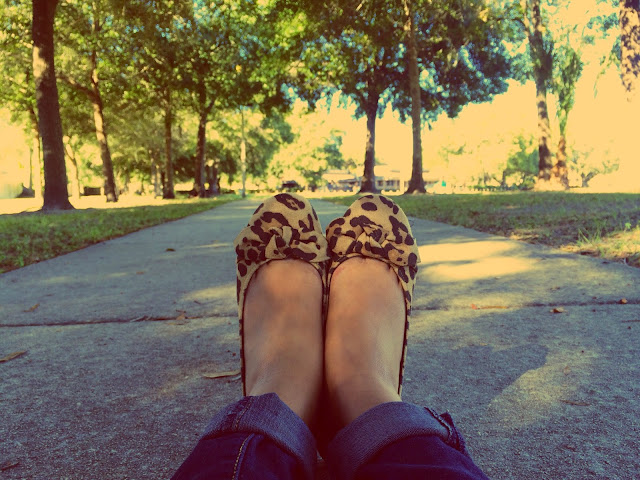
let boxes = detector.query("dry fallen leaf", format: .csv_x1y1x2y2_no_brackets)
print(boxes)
168,315,189,325
23,303,39,313
0,351,27,363
551,307,565,314
166,248,176,252
619,298,628,304
136,271,145,275
202,369,241,380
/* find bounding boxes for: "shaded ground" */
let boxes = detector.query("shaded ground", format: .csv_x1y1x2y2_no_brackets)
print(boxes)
1,198,639,479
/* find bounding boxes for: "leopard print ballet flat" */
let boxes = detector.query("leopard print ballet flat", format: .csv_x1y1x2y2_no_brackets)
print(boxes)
234,193,329,395
325,194,420,395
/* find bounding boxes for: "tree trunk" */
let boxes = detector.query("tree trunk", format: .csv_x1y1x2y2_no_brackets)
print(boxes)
535,78,553,186
581,171,596,188
64,138,81,200
206,162,220,196
529,0,554,188
552,136,569,189
163,100,175,199
240,108,247,198
151,151,162,197
32,0,73,211
403,0,426,194
359,93,380,193
195,102,213,197
621,0,640,102
90,53,118,202
500,170,508,189
28,106,42,198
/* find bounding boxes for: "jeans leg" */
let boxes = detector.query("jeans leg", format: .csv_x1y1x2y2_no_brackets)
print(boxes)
171,393,317,480
326,402,489,480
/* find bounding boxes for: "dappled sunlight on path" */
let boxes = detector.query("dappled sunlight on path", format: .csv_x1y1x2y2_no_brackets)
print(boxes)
487,347,597,429
419,239,533,282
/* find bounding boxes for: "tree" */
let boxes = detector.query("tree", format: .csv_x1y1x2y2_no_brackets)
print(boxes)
402,0,425,194
551,41,583,188
516,0,588,189
124,0,194,199
108,104,166,195
32,0,73,210
217,1,302,196
297,2,405,192
181,1,231,197
620,0,640,101
503,133,539,188
298,0,512,193
208,109,294,189
55,0,122,202
569,143,620,187
520,0,555,188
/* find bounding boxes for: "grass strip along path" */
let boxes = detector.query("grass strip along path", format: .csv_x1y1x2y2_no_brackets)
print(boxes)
330,191,640,268
0,195,237,273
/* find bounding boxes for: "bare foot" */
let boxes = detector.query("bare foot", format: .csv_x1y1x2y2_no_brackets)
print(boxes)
325,257,406,429
242,259,324,428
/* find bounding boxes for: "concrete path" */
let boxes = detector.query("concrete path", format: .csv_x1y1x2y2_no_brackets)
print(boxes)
1,198,639,479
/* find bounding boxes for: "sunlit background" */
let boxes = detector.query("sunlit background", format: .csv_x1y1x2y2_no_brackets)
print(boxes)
0,0,638,213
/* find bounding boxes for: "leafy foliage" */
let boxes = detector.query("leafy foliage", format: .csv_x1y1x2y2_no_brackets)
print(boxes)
297,0,513,121
0,1,36,127
552,41,583,134
269,110,350,190
203,109,294,186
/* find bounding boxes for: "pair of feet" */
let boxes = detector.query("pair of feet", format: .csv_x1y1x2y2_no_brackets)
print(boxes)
242,256,406,434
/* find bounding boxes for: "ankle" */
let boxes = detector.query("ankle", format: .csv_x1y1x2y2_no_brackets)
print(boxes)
327,372,401,427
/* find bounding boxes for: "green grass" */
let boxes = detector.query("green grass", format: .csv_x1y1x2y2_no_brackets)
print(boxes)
0,195,237,273
328,192,640,267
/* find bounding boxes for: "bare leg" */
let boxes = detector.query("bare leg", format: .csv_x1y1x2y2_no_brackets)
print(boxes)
243,259,324,428
325,257,406,429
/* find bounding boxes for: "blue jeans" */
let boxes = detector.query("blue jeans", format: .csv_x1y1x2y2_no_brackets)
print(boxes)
171,393,489,480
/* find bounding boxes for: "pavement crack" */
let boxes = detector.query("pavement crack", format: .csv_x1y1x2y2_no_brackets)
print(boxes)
413,299,639,312
0,312,237,328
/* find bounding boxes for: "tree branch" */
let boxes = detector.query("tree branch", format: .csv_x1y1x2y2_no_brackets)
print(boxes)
520,0,533,38
57,71,95,100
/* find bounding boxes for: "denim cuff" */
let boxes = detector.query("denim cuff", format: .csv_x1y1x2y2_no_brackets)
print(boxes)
201,393,316,479
326,401,465,480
